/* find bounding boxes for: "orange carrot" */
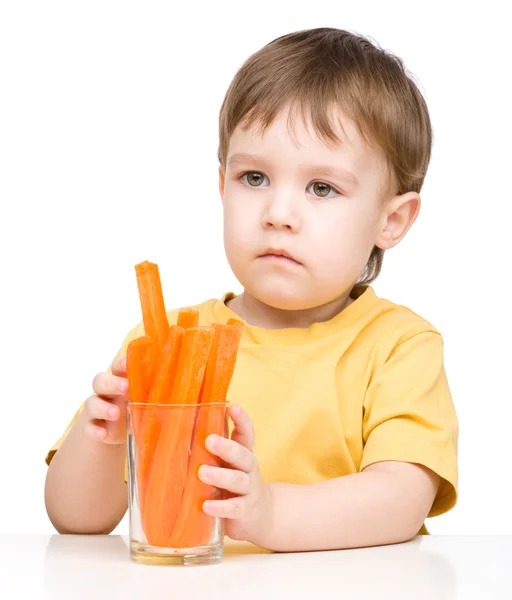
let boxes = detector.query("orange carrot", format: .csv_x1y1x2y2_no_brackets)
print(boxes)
126,338,147,447
136,325,184,523
126,336,155,403
194,320,243,406
146,325,185,405
177,307,199,329
168,402,228,548
134,261,169,350
199,323,243,403
168,321,243,547
168,327,215,406
126,335,158,519
131,260,171,519
143,326,215,547
227,317,245,331
126,336,158,432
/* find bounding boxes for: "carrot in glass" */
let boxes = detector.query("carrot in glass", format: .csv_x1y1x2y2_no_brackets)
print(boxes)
131,260,171,517
200,323,243,403
143,326,215,547
226,317,245,331
126,336,158,431
177,307,199,329
168,322,243,547
134,261,169,350
136,325,184,522
126,336,156,403
146,325,185,405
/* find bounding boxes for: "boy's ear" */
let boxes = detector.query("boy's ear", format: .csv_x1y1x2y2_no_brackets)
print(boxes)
218,166,225,200
375,191,421,250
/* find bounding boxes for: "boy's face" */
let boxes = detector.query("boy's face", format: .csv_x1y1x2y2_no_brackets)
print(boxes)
219,106,419,311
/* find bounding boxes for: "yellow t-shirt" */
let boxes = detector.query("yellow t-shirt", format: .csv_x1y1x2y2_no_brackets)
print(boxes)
45,286,458,534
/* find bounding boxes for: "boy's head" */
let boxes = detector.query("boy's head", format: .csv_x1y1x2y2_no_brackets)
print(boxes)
217,28,432,312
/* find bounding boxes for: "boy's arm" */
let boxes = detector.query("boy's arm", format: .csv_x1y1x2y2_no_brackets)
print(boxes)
44,407,128,534
205,333,456,550
262,461,440,552
201,404,446,552
45,324,143,534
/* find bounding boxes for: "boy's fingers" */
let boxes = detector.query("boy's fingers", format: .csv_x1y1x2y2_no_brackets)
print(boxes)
198,465,251,495
92,372,129,397
111,356,127,376
203,497,246,520
85,395,120,421
229,404,255,451
84,420,107,441
206,435,257,473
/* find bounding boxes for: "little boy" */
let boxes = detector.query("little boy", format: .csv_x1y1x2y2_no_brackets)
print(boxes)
44,27,458,551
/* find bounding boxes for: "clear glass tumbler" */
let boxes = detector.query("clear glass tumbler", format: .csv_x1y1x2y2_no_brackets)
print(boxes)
126,401,229,566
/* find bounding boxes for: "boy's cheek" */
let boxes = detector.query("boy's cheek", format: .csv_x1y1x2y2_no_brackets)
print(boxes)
224,221,256,257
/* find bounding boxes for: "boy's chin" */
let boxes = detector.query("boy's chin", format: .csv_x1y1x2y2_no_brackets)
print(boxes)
248,282,321,312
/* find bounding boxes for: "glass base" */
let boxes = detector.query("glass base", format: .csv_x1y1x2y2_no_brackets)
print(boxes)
130,541,223,566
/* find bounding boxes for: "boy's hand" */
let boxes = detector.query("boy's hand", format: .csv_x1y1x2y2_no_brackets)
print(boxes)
83,356,129,445
199,404,273,545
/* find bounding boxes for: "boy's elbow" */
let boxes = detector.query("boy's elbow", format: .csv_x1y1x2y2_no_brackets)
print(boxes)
44,477,126,535
378,509,427,547
364,461,440,544
394,492,437,543
46,506,124,535
397,518,424,544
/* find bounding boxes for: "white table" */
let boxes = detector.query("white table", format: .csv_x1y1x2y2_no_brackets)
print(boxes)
1,535,510,599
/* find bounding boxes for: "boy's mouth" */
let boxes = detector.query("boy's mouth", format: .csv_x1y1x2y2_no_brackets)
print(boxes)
258,247,302,266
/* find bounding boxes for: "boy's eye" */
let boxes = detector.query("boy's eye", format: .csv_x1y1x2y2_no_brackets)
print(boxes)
240,171,268,187
239,171,341,198
308,182,339,198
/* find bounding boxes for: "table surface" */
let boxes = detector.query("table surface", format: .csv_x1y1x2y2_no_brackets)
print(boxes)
1,535,511,599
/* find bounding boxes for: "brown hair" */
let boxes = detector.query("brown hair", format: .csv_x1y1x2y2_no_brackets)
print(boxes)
217,27,433,290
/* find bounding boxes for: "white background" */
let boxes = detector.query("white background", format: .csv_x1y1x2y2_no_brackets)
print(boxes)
1,1,510,536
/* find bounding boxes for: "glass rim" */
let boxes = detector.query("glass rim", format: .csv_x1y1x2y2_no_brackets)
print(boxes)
126,401,230,408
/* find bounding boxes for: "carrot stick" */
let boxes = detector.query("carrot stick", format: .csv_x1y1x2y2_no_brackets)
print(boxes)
126,336,158,432
143,326,215,547
204,322,243,402
177,307,199,329
168,322,243,547
177,308,202,466
227,317,245,331
168,327,215,405
126,336,159,518
126,337,147,446
131,260,171,518
134,261,169,350
136,325,184,523
126,336,155,403
146,325,185,405
168,402,228,548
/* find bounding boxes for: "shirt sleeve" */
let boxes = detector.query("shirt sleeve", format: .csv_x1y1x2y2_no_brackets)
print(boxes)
360,331,458,517
44,322,143,478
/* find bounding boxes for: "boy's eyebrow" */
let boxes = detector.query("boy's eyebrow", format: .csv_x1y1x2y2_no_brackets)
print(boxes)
227,153,359,186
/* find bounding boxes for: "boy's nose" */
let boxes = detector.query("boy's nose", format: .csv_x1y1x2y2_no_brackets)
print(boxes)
261,194,301,232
